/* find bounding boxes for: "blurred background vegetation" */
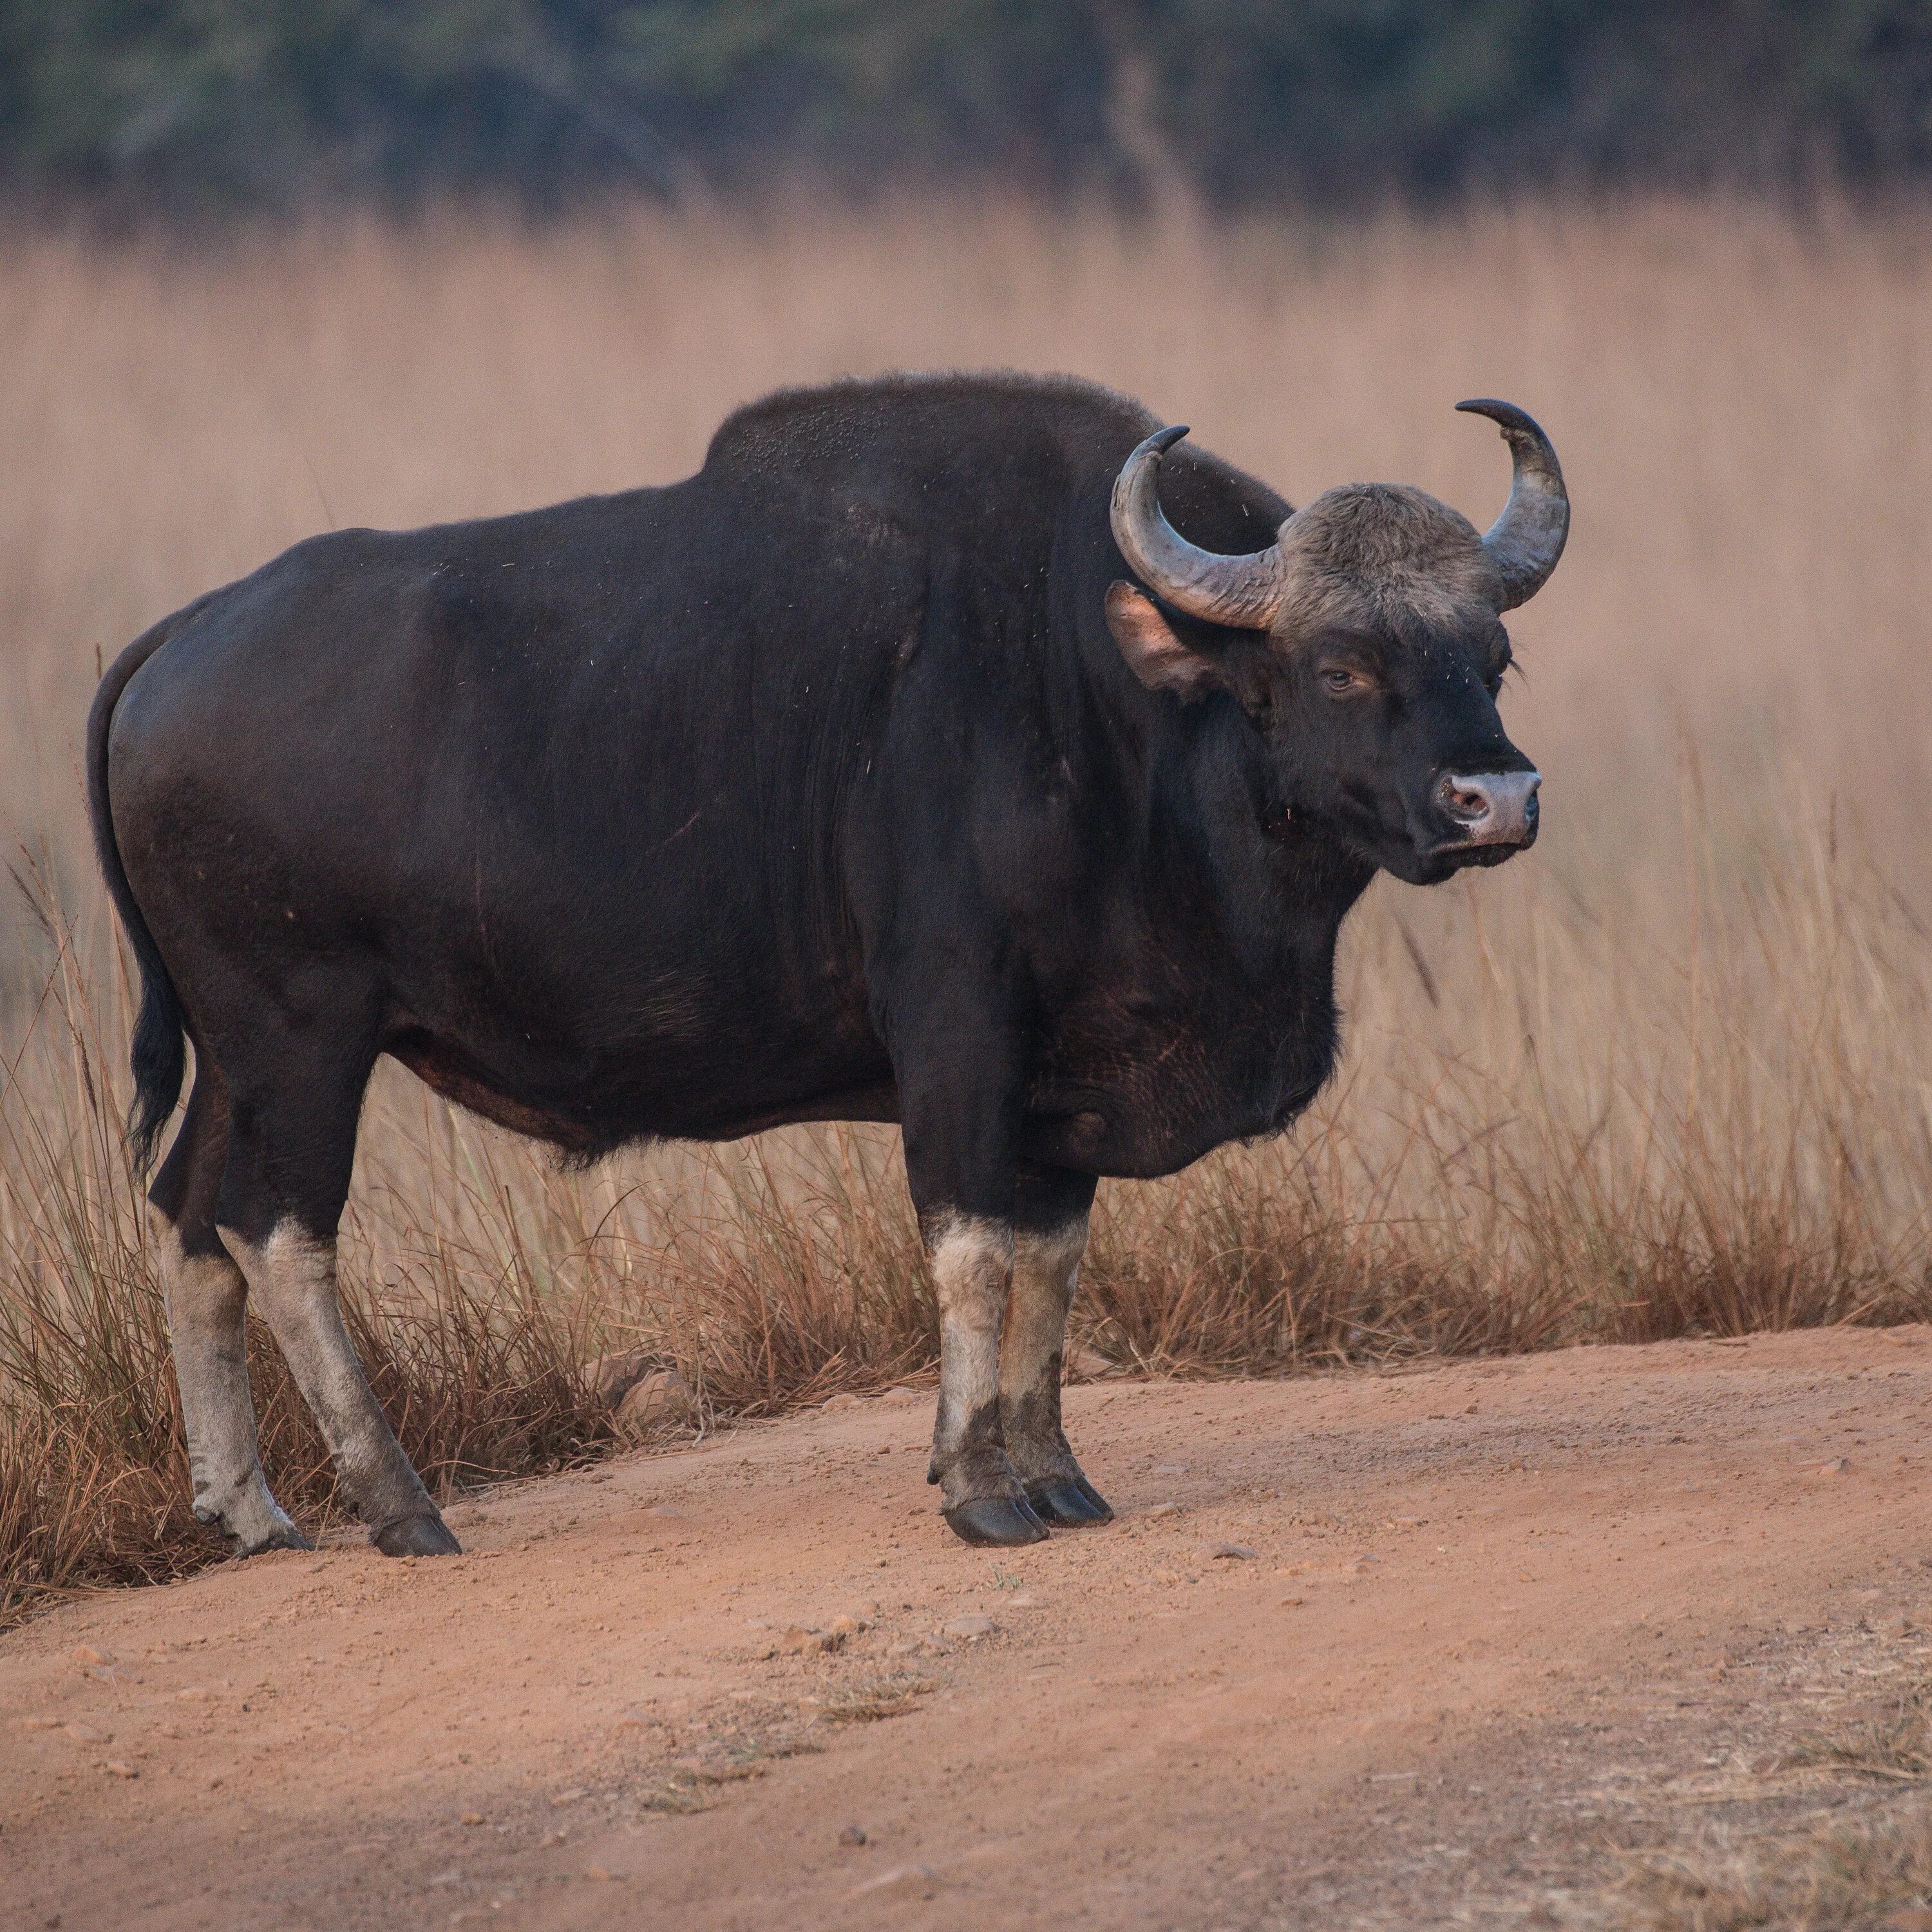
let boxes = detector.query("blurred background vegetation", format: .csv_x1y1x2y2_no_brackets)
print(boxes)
4,1,1931,221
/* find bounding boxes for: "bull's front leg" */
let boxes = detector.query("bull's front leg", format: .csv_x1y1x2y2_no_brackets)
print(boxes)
1000,1169,1113,1526
920,1209,1050,1545
895,1012,1052,1547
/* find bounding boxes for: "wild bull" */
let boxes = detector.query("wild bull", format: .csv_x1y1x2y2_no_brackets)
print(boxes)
87,373,1567,1555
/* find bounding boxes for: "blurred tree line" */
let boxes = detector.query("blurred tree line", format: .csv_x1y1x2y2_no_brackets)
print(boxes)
3,1,1929,218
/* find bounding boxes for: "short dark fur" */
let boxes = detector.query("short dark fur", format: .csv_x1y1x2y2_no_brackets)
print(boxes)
89,368,1533,1273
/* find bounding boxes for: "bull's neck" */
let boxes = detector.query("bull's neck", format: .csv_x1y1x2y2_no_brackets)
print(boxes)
1165,704,1374,1000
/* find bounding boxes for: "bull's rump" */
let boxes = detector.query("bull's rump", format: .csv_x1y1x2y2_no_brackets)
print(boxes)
104,484,906,1150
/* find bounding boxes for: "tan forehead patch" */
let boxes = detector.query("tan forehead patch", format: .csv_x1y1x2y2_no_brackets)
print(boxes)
1271,482,1502,639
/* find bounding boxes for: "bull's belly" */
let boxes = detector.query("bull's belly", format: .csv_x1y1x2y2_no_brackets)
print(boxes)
382,982,1326,1178
384,1016,897,1157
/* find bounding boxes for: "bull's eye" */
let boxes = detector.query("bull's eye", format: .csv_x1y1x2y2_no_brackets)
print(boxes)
1321,667,1364,696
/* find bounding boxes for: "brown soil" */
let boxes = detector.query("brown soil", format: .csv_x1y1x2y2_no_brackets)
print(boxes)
7,1327,1932,1932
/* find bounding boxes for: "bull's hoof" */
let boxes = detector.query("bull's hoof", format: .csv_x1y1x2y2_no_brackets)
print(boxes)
234,1520,314,1557
1027,1477,1113,1526
374,1512,462,1558
942,1496,1051,1547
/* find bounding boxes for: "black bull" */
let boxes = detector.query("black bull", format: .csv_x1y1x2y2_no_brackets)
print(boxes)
87,373,1567,1555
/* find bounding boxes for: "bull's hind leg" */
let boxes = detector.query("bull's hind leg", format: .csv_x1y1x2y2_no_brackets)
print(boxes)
149,1063,308,1554
214,1043,458,1559
1001,1168,1112,1526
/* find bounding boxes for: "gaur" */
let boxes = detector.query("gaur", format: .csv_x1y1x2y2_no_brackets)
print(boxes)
87,373,1567,1553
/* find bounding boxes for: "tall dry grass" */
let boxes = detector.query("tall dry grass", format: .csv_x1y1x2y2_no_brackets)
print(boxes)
4,196,1931,1620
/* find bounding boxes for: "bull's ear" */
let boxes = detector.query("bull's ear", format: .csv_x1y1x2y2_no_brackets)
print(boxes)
1104,582,1226,700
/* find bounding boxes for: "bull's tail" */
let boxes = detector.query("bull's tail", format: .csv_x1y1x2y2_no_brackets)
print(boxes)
86,612,193,1171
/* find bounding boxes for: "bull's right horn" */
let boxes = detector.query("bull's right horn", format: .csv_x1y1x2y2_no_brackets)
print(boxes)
1110,426,1289,632
1455,399,1569,610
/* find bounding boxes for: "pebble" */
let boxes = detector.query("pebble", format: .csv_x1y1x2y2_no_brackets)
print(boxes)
821,1393,864,1412
64,1723,110,1743
838,1824,868,1846
460,1813,485,1826
778,1625,844,1655
71,1647,113,1667
1204,1543,1256,1561
1153,1464,1187,1477
1145,1502,1181,1519
942,1615,996,1641
852,1862,942,1900
615,1369,697,1437
104,1761,137,1779
582,1349,655,1408
177,1687,214,1702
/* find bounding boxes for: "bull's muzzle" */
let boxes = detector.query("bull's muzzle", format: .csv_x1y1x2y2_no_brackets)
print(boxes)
1436,769,1540,849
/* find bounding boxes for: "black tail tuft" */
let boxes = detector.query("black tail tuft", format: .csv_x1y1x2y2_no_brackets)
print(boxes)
126,952,187,1172
86,614,194,1173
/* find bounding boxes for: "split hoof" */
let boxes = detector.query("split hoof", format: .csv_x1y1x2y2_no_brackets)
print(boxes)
942,1495,1051,1547
1027,1477,1113,1526
374,1512,462,1558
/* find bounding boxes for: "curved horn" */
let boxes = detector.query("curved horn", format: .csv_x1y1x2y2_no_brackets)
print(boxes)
1455,399,1569,610
1110,426,1289,631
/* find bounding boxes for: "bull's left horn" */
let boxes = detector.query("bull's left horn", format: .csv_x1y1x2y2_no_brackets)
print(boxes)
1110,426,1289,631
1455,399,1569,611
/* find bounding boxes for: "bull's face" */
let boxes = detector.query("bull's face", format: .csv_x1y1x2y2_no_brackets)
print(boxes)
1105,402,1565,887
1273,594,1538,887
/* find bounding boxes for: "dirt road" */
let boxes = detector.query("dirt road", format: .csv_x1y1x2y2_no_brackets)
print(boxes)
6,1327,1932,1931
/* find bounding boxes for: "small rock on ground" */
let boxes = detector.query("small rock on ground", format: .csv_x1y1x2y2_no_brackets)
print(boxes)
852,1862,941,1900
777,1626,844,1656
616,1369,697,1437
582,1350,656,1408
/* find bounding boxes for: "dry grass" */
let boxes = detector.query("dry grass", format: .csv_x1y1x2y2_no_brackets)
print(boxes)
1622,1684,1932,1931
1622,1802,1932,1932
4,194,1932,1621
1792,1680,1932,1787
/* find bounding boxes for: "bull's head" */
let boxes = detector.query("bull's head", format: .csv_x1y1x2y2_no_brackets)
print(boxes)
1105,402,1566,886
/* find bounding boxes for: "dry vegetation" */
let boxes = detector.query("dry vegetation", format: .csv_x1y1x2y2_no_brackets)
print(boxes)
1621,1677,1932,1931
3,196,1931,1624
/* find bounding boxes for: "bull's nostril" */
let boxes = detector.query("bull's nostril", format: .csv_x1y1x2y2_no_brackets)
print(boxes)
1440,776,1492,822
1437,770,1540,848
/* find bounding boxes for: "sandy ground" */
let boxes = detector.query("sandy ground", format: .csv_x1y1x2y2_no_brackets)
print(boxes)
7,1326,1932,1932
